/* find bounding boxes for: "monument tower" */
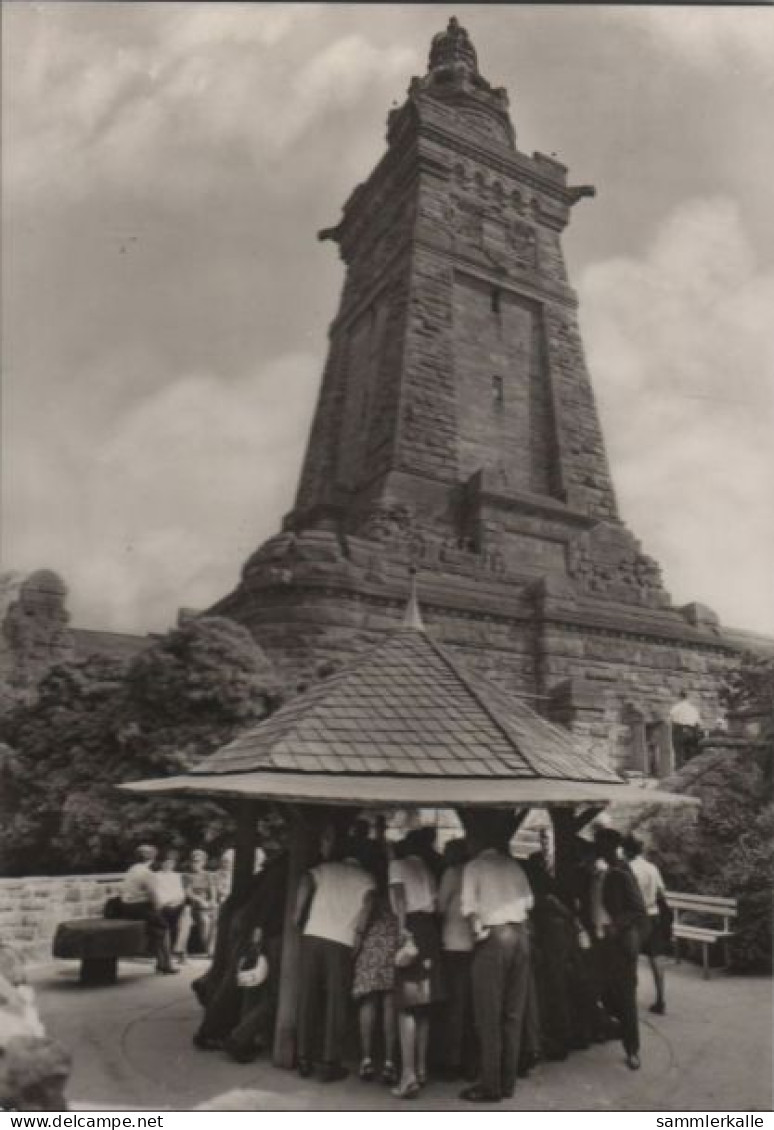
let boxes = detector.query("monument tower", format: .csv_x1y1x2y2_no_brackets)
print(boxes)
212,19,735,770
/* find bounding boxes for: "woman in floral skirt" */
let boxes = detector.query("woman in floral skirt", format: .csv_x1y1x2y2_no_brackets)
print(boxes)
352,846,399,1085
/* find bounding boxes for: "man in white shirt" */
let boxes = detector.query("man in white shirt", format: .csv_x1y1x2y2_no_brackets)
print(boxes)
623,834,668,1015
294,824,375,1082
668,693,701,728
669,692,703,768
119,844,176,975
459,821,534,1103
437,838,475,1081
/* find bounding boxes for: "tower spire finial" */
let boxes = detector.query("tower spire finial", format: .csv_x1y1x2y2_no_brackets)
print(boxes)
403,566,426,632
427,14,479,79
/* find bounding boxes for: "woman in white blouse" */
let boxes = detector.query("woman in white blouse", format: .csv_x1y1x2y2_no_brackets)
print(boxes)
388,829,446,1100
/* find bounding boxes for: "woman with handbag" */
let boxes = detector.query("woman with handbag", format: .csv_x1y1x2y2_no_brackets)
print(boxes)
223,926,276,1063
351,843,399,1086
388,829,445,1100
622,834,671,1015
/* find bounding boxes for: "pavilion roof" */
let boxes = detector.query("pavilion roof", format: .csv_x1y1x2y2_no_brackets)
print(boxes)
123,770,696,810
135,626,620,787
190,627,620,783
122,624,701,808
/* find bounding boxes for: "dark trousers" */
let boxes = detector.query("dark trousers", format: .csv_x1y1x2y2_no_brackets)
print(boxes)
471,923,531,1097
568,943,606,1045
534,919,572,1057
442,950,476,1075
521,965,542,1061
599,927,641,1056
119,900,172,970
161,903,185,951
297,935,352,1067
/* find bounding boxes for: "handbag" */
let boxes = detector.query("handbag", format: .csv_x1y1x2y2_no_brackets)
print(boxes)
237,953,269,989
398,966,433,1009
395,933,419,969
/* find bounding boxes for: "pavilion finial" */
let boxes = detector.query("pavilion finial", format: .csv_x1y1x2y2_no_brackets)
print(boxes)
403,566,426,631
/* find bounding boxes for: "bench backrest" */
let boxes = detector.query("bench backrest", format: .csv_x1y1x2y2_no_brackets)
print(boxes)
666,890,737,932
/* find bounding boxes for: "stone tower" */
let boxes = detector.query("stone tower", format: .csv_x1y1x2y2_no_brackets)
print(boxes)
292,16,617,545
212,19,736,770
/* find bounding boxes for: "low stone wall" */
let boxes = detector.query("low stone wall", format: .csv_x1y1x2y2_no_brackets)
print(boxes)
0,873,123,962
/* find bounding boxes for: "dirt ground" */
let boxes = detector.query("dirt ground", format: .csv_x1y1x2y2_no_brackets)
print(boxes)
32,956,772,1112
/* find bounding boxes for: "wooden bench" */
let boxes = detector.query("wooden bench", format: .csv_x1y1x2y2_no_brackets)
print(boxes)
666,890,738,979
52,916,149,985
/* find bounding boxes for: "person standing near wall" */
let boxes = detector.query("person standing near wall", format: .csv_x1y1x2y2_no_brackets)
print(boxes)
155,849,187,963
118,844,176,975
180,848,218,957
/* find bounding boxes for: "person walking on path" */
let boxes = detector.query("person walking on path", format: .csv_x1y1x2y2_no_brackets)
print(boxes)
594,828,649,1071
622,834,670,1015
459,820,534,1103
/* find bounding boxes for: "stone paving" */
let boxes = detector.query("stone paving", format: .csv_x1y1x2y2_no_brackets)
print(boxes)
32,958,772,1112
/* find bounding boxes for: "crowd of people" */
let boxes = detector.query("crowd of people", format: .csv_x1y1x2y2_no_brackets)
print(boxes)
191,815,671,1104
1,817,669,1110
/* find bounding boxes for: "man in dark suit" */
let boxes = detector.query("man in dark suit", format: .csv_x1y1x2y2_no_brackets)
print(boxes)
593,827,648,1070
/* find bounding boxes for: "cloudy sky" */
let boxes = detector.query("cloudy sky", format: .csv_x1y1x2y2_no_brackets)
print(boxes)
3,3,773,637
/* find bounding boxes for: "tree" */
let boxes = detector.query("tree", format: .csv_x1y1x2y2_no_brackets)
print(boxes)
0,617,283,875
644,653,774,972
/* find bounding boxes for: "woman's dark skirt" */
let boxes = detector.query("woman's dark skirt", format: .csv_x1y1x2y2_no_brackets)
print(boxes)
641,913,667,957
394,911,445,1012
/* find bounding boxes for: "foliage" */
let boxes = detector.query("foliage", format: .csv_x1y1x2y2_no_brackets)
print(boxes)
646,654,774,972
720,652,774,726
0,618,284,876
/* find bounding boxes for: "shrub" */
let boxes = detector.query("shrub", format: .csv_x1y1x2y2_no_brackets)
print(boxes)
0,618,285,875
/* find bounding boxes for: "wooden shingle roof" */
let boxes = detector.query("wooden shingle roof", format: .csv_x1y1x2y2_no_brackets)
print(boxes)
189,627,620,784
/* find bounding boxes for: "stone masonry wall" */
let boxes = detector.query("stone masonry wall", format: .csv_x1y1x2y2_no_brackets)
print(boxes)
398,244,459,483
0,873,122,963
543,305,620,522
540,621,735,772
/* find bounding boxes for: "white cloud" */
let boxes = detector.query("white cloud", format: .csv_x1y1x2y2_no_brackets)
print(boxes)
579,197,774,634
3,6,772,641
3,4,413,203
638,8,774,73
4,353,319,631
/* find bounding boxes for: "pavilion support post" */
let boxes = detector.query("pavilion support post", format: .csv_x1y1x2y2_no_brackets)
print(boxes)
573,805,606,835
550,807,577,905
273,804,318,1069
232,799,259,901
